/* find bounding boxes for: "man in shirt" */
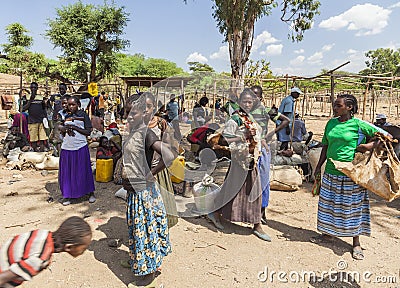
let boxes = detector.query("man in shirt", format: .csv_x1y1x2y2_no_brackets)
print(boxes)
374,113,392,127
98,91,107,118
49,83,70,145
277,87,302,150
166,94,181,140
23,82,48,152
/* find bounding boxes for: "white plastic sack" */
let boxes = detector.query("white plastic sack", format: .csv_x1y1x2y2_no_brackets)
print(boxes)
193,175,221,214
7,147,22,162
115,187,127,200
35,156,59,170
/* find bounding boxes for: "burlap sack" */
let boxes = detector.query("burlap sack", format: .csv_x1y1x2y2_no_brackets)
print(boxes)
331,133,400,202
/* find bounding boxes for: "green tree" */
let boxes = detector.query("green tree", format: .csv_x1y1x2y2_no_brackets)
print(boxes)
117,53,184,77
143,58,185,77
0,23,52,82
360,48,400,88
186,0,320,81
188,61,215,72
2,23,33,54
46,1,130,83
362,48,400,76
244,59,272,86
116,53,146,76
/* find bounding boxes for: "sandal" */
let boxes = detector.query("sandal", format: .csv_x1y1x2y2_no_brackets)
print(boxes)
310,234,334,244
352,247,364,260
253,230,271,242
207,213,224,230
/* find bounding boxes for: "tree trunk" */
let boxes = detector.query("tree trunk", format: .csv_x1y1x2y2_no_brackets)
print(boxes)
90,53,97,83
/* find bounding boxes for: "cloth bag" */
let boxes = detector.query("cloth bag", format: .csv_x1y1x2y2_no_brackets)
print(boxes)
332,132,400,202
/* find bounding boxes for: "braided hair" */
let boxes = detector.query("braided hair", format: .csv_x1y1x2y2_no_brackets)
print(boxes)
337,94,358,116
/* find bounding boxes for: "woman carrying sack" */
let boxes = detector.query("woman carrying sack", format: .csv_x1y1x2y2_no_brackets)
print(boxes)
311,94,385,260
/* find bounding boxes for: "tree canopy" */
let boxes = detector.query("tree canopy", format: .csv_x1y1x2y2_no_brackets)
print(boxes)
361,48,400,76
188,61,215,72
187,0,320,80
46,1,130,84
117,53,185,77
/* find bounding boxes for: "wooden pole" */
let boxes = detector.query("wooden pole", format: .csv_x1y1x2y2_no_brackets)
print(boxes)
285,74,289,95
362,81,369,120
212,79,216,123
371,87,376,122
330,74,335,116
19,70,23,134
389,73,393,116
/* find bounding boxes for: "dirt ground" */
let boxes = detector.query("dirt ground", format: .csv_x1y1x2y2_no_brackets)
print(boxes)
0,112,400,288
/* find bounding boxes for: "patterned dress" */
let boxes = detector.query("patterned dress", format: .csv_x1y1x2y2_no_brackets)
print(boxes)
123,126,171,275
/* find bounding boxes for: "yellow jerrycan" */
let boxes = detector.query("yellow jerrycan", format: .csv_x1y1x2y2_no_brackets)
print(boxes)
96,158,113,182
168,156,185,183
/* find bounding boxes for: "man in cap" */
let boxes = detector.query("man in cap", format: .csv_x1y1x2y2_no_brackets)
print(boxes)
277,87,303,150
374,113,391,127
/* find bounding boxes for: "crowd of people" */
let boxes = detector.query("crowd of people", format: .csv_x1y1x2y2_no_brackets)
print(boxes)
0,81,395,287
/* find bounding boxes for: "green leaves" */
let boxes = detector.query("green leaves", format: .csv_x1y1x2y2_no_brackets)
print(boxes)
116,53,184,77
46,1,130,82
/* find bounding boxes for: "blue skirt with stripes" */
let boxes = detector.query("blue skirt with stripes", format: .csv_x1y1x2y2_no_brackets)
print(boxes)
317,173,371,237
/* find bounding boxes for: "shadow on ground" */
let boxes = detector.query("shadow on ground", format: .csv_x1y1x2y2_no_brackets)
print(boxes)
89,216,133,285
268,219,353,257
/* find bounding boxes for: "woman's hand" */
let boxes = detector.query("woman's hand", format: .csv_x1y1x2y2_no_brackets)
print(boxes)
356,141,378,153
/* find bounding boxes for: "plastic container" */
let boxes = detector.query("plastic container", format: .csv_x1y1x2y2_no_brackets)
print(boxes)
168,156,185,183
96,159,113,182
193,182,221,215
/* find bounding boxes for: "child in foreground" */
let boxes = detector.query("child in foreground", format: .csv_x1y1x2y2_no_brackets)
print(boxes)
0,216,92,287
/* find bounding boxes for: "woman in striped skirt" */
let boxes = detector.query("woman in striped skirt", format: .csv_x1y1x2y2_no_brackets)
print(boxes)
311,94,382,260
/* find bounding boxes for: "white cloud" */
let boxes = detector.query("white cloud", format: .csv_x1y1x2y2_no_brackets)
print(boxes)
260,44,283,56
322,44,335,52
253,31,279,50
389,2,400,9
290,55,305,66
186,52,208,63
319,4,391,36
210,45,229,60
294,49,304,54
308,52,323,64
347,49,357,54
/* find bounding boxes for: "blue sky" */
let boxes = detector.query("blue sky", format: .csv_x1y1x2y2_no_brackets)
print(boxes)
0,0,400,77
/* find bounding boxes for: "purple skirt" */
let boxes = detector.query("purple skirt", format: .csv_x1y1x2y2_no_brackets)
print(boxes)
59,145,95,199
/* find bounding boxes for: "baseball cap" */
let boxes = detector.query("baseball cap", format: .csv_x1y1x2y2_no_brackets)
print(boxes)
376,113,387,120
291,87,303,94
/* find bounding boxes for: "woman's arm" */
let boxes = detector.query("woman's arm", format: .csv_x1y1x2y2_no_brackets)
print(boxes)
357,141,377,153
68,125,92,136
0,270,19,285
110,139,121,152
314,145,328,178
150,140,174,176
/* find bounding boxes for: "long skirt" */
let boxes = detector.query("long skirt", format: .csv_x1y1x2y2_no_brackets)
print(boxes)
156,169,178,228
126,183,172,276
220,164,262,225
59,145,95,199
317,173,371,237
257,147,271,208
